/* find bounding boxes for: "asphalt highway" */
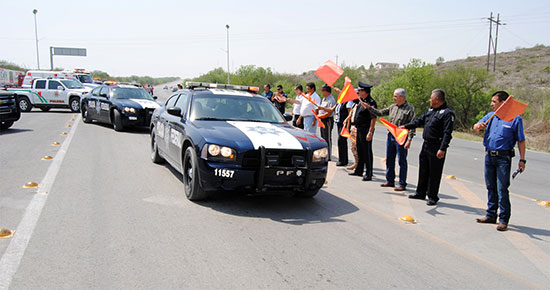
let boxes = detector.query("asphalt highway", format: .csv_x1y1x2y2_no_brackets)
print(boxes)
0,84,549,289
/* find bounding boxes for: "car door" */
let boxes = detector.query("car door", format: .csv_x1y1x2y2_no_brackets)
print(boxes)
45,80,64,105
166,92,191,168
98,86,111,122
156,94,179,161
86,87,101,120
32,80,47,105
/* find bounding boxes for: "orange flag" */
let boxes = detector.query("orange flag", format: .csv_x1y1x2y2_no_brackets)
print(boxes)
340,126,356,142
493,96,528,122
379,117,409,146
301,93,319,107
312,110,326,129
314,60,344,87
336,76,359,104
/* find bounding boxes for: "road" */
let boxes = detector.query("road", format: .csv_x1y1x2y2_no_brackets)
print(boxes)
1,85,549,289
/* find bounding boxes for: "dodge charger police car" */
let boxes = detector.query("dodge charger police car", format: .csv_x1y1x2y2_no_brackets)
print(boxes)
150,82,329,201
81,84,160,131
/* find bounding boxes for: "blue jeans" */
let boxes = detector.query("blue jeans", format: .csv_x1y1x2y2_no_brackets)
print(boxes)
385,133,408,187
484,154,512,224
303,115,316,134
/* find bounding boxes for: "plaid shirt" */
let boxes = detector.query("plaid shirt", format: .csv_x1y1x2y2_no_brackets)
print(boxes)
368,102,416,140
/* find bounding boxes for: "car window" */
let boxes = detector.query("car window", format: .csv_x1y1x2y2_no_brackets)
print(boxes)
34,80,46,89
165,95,179,107
48,80,62,90
174,93,190,116
91,87,101,97
99,87,110,97
190,95,284,123
111,87,153,100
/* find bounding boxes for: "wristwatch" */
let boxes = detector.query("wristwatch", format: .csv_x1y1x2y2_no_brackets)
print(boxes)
520,159,527,164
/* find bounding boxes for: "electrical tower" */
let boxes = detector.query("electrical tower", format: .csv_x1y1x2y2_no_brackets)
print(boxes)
486,12,505,72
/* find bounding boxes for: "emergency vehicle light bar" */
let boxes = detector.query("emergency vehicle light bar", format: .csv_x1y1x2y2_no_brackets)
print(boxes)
186,82,259,93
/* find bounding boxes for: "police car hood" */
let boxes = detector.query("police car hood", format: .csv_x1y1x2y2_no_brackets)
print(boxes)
113,98,161,110
193,120,327,151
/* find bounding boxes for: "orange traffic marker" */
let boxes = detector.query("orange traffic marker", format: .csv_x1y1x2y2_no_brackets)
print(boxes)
400,215,416,223
0,228,15,239
41,156,53,160
22,182,39,188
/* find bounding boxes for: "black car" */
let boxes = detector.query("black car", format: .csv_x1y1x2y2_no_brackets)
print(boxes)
150,82,329,201
81,84,160,131
0,91,21,130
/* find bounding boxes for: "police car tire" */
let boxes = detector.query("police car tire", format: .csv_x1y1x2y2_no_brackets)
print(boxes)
0,121,14,130
183,146,207,201
40,107,51,112
113,110,124,131
17,96,32,112
150,130,165,164
82,105,92,123
295,188,320,198
69,97,80,112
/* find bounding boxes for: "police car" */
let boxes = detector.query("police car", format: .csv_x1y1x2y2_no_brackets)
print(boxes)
150,82,329,201
81,83,160,131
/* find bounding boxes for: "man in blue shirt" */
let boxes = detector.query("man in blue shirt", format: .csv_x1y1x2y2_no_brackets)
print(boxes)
263,84,273,100
474,91,526,231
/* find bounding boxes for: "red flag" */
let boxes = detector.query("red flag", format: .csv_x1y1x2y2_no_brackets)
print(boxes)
312,110,326,129
494,96,528,122
301,93,319,107
336,76,359,104
379,117,409,146
340,126,355,142
314,60,344,87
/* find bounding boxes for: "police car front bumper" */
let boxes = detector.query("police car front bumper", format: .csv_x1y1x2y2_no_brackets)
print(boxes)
198,147,328,193
121,109,155,127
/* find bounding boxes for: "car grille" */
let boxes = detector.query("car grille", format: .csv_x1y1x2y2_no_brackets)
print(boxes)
241,149,307,169
139,108,155,126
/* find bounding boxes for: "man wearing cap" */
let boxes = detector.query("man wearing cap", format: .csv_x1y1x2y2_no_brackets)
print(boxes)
401,89,454,206
473,91,526,231
349,82,377,181
318,84,337,160
361,88,416,191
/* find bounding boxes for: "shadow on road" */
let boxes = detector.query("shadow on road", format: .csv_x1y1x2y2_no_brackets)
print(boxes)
195,190,359,226
24,110,74,114
509,224,550,242
85,121,150,135
0,128,34,135
426,201,484,217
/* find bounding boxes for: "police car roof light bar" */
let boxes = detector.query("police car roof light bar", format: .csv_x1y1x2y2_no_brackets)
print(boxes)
186,82,259,93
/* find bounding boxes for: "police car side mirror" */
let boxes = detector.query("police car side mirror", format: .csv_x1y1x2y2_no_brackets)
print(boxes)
167,106,182,117
283,113,293,122
57,86,65,91
99,93,107,98
153,96,158,100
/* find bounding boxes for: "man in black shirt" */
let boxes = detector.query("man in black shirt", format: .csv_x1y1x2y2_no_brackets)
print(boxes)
349,82,377,181
402,89,455,205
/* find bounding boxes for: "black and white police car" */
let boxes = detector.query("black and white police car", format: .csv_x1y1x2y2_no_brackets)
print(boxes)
150,82,329,201
81,83,160,131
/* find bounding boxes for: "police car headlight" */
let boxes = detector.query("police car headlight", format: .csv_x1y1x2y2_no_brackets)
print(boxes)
123,107,136,114
208,144,221,156
313,147,329,162
203,144,236,161
220,147,233,158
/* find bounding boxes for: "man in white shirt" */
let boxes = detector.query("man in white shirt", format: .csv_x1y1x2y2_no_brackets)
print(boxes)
285,84,305,129
298,82,321,134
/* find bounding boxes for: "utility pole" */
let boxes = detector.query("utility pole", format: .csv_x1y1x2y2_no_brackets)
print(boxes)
486,12,505,72
226,24,230,84
335,55,338,66
33,9,40,70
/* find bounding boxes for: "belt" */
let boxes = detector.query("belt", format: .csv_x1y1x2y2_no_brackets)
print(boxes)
486,149,514,157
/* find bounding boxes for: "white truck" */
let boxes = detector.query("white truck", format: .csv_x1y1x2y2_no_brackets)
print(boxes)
7,78,88,112
21,69,99,89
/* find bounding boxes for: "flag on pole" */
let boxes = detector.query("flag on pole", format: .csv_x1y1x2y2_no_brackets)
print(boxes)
493,96,528,122
312,110,326,129
301,93,319,107
379,117,409,146
340,126,356,142
336,76,359,104
314,60,344,87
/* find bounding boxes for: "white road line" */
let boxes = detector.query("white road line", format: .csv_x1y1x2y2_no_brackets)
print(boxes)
0,115,81,290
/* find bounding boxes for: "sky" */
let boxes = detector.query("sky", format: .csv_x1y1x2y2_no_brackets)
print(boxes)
2,0,549,78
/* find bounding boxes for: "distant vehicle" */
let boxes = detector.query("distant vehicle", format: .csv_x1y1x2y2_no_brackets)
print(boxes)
0,68,24,87
163,85,168,90
150,82,329,201
81,84,160,131
7,78,88,112
21,69,98,89
0,91,21,130
171,87,177,92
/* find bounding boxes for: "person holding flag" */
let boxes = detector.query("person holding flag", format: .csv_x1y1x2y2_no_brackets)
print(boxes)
284,84,305,128
361,88,416,191
297,82,321,134
348,82,378,181
473,91,527,232
317,84,337,160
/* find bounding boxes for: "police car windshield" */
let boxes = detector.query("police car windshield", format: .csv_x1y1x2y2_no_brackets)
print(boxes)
77,74,93,83
60,80,85,89
111,88,154,100
190,95,284,123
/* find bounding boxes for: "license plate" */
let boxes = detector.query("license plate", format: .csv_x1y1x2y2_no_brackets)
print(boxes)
129,116,138,121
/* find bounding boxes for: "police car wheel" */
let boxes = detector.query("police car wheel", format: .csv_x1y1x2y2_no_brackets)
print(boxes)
112,110,124,132
0,121,14,130
69,97,80,112
183,146,207,201
150,130,165,164
295,188,320,198
82,105,92,123
17,97,32,112
40,107,51,112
